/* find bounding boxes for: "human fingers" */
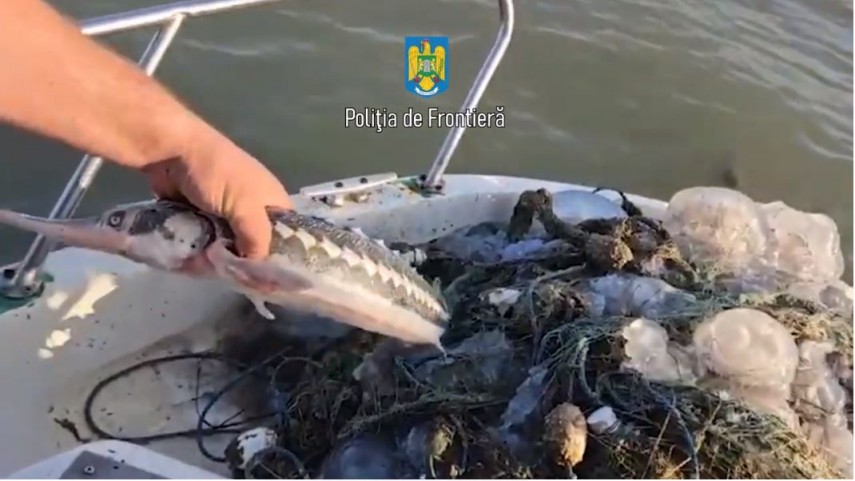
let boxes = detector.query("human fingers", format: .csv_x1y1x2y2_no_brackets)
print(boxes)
227,203,273,259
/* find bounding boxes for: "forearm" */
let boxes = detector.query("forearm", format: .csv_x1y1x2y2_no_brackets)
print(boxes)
0,0,208,169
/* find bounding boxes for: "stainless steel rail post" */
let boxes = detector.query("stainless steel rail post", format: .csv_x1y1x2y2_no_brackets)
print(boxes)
80,0,282,36
421,0,515,192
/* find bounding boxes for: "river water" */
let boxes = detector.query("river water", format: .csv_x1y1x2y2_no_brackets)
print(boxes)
1,0,852,279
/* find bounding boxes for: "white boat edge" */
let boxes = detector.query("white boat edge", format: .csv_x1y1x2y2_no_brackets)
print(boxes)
0,173,670,478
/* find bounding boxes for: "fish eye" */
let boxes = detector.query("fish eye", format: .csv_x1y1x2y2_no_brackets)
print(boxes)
106,212,125,228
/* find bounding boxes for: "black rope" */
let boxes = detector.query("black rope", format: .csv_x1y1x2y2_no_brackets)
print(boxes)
83,351,278,463
194,350,284,463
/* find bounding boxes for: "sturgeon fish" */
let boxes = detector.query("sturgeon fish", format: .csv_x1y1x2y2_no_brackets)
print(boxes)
0,200,449,346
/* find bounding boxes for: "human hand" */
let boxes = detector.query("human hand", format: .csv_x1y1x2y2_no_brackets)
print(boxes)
141,127,292,260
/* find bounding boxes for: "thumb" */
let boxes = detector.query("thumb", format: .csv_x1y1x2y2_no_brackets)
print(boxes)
228,206,273,259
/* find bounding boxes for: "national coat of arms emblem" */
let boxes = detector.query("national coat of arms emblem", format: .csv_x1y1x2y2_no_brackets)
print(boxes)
405,36,448,97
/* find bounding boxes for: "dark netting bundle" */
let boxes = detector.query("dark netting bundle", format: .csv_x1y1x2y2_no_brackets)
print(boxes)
198,187,852,479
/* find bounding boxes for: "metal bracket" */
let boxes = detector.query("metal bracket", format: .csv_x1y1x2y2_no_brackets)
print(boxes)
299,172,398,207
0,264,47,300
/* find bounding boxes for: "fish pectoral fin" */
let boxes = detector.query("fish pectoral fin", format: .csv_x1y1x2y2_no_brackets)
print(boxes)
248,295,276,320
206,239,313,293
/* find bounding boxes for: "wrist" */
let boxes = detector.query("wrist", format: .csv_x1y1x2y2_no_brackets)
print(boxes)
120,104,212,171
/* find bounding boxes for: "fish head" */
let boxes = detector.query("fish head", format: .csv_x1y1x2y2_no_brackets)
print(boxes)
93,199,224,270
0,200,224,272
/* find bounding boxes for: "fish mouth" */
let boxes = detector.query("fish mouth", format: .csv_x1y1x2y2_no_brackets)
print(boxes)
0,210,132,256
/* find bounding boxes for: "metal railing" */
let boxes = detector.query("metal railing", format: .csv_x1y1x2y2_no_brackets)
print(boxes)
1,0,515,299
422,0,515,191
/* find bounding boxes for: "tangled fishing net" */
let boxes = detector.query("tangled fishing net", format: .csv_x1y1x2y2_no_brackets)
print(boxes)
85,186,854,479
